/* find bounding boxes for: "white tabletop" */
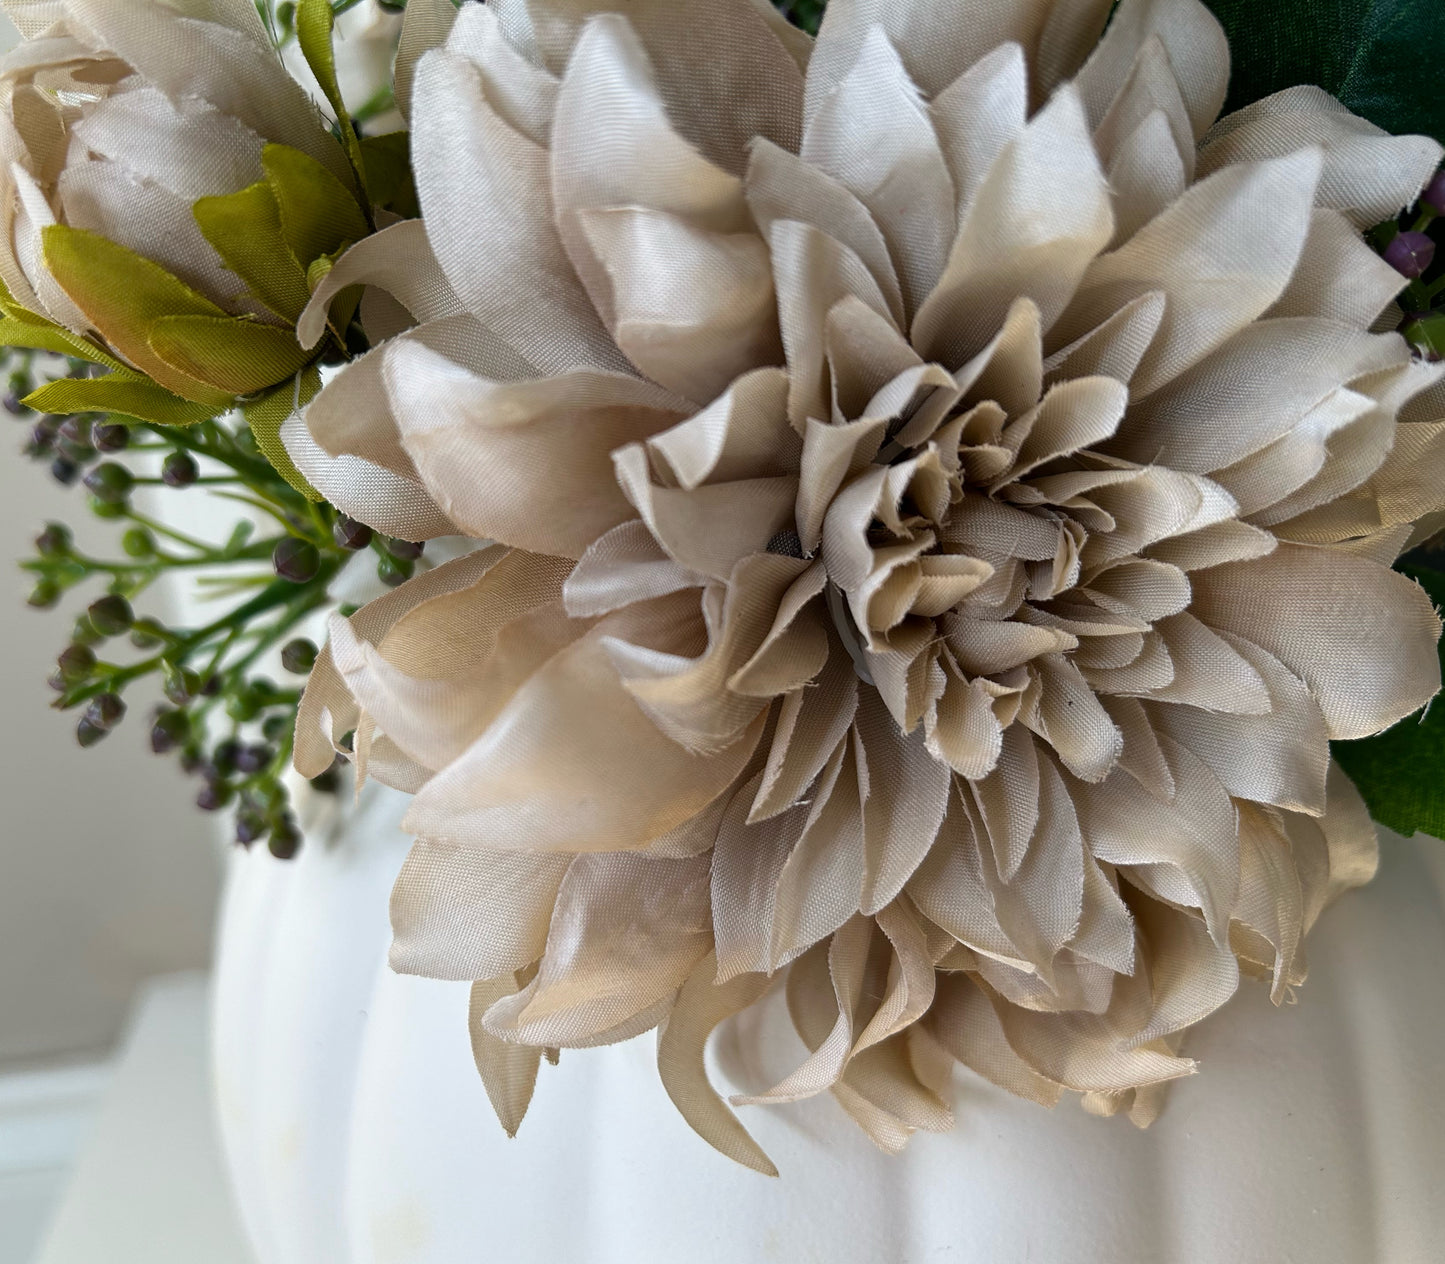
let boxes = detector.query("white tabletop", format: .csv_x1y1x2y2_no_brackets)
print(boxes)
33,974,254,1264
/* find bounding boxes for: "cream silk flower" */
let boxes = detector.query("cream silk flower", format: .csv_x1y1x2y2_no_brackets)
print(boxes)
291,0,1445,1171
0,0,351,329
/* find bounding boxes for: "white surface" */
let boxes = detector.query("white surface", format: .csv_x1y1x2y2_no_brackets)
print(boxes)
0,1062,108,1264
0,5,221,1068
34,974,253,1264
215,790,1445,1264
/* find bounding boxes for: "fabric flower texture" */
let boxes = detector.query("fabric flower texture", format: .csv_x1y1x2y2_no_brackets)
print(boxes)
292,0,1445,1170
0,0,373,436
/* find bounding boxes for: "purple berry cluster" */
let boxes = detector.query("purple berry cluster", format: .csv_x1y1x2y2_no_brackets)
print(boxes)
6,350,434,859
1376,169,1445,361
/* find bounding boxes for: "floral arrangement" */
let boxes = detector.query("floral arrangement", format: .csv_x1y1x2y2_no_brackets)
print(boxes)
8,0,1445,1173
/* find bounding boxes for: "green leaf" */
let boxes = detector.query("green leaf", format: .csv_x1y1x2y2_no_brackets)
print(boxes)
1403,312,1445,359
1202,0,1445,146
242,365,324,502
0,313,126,370
772,0,826,35
40,226,234,408
23,374,221,426
147,314,312,396
194,181,313,323
261,143,371,272
361,132,420,221
1333,563,1445,840
295,0,370,197
222,520,255,557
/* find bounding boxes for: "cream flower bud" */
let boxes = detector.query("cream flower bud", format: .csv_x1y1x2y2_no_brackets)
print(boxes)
0,0,370,435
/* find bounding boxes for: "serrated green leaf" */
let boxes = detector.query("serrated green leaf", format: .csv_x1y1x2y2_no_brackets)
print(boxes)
194,181,312,323
262,143,371,273
1333,563,1445,840
1203,0,1445,146
147,313,312,396
361,132,420,220
40,225,234,408
295,0,370,198
242,365,324,501
23,373,222,426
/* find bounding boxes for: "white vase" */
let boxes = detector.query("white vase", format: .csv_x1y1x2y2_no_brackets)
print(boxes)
212,786,1445,1264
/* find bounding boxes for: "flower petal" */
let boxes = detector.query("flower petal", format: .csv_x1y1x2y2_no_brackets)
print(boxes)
1054,149,1323,396
412,48,622,372
388,341,690,558
390,841,572,981
483,851,713,1046
912,86,1113,372
403,617,765,852
1199,86,1443,229
1190,544,1443,740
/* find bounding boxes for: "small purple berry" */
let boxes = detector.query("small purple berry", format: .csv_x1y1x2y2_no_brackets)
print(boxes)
268,817,302,860
76,716,110,748
150,709,190,754
56,644,97,683
50,456,80,486
56,415,92,452
92,423,130,453
1385,230,1436,280
332,515,373,551
84,692,126,731
234,744,273,776
28,419,57,453
196,780,232,812
35,523,71,557
273,537,321,583
161,451,199,488
83,461,133,504
235,810,268,846
1424,170,1445,215
87,595,134,637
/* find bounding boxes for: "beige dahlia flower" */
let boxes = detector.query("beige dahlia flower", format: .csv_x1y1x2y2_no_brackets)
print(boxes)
292,0,1445,1169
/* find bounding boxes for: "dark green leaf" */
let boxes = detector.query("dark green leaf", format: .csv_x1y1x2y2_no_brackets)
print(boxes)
361,133,420,221
1202,0,1445,145
1333,563,1445,839
772,0,826,35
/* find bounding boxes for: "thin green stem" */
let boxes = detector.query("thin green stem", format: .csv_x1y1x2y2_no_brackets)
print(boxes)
131,476,241,489
122,510,220,555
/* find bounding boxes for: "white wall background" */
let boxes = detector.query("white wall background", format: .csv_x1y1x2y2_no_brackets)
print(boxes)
0,11,222,1068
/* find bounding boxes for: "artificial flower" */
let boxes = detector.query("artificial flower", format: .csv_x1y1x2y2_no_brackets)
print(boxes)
0,0,372,435
293,0,1445,1170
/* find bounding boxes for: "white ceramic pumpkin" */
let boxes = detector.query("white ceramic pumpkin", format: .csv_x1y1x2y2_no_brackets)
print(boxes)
212,786,1445,1264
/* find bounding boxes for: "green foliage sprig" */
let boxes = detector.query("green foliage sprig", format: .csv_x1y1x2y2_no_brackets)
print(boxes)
10,351,431,858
